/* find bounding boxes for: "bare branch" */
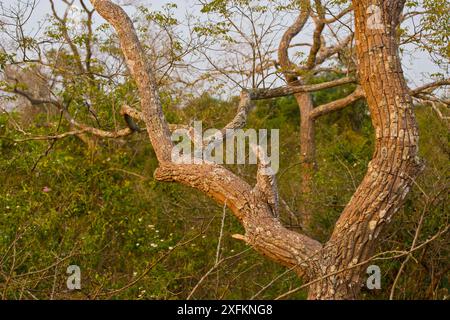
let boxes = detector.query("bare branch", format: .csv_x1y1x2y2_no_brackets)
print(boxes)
252,144,279,219
249,76,356,100
90,0,173,162
310,86,365,119
278,1,310,75
410,79,450,96
154,163,322,272
92,0,323,276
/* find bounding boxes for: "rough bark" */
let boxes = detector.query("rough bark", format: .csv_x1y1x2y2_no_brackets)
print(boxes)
307,0,423,299
91,0,423,300
90,0,173,162
90,0,322,281
296,92,316,225
155,163,322,275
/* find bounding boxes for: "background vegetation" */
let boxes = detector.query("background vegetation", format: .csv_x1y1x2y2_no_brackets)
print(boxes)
0,0,448,300
1,90,448,299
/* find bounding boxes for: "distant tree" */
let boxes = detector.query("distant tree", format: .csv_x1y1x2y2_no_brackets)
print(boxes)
190,0,449,224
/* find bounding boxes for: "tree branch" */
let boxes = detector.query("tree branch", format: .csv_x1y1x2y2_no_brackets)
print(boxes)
154,163,322,273
90,0,173,162
410,79,450,96
91,0,323,277
278,1,310,77
310,86,365,119
249,76,357,100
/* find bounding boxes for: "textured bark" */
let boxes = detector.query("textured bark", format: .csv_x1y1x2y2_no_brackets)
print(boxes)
155,163,322,276
309,86,365,119
90,0,173,162
249,77,356,100
307,0,423,299
91,0,322,281
91,0,423,300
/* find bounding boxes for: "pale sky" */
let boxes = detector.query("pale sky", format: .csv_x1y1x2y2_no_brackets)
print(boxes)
1,0,447,89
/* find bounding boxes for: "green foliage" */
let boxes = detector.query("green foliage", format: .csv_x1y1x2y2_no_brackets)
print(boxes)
0,0,448,299
0,51,13,70
403,0,450,64
139,3,179,28
1,81,448,299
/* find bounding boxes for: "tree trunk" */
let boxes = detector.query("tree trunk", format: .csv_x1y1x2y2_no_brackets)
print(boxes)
294,92,316,227
277,4,317,226
307,0,423,299
92,0,423,300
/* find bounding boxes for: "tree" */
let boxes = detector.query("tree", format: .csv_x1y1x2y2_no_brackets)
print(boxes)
87,0,444,299
0,0,199,149
188,0,448,226
0,0,448,300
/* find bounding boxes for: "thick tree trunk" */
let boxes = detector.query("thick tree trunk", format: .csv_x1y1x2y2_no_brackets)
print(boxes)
93,0,423,300
307,0,423,299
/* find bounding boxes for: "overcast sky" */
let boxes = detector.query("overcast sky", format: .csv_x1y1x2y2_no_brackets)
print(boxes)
1,0,447,89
